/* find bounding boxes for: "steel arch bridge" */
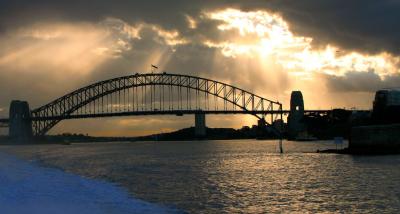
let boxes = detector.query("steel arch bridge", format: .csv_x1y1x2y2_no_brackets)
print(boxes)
24,73,283,136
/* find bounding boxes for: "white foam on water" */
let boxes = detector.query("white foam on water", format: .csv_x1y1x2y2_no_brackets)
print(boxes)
0,152,179,214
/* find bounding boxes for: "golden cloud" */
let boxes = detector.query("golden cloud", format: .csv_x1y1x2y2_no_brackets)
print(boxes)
205,8,400,79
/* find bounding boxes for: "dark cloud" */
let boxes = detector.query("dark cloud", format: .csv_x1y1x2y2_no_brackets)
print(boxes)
265,0,400,55
0,0,225,32
323,71,400,93
1,0,399,55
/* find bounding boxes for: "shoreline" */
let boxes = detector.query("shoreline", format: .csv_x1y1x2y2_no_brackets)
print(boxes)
317,147,400,155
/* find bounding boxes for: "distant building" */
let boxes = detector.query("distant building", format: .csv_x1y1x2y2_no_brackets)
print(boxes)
372,88,400,124
272,119,285,133
373,88,400,109
240,126,251,131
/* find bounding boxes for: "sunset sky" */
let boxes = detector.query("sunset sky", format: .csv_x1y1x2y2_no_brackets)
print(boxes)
1,1,400,136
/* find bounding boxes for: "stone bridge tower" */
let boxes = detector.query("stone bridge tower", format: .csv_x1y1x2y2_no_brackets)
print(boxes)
287,91,305,139
9,100,33,139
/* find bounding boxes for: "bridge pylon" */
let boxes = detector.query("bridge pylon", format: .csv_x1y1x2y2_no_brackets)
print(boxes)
287,91,305,139
195,112,206,137
9,100,33,140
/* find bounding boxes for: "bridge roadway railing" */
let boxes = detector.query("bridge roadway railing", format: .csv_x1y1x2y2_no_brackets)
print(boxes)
0,118,9,127
29,110,288,121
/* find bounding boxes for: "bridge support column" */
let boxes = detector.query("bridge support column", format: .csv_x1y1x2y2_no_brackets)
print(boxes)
195,113,206,137
287,91,305,139
9,100,33,140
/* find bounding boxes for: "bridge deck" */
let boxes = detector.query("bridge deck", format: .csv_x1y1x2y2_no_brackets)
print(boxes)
0,109,370,122
26,109,364,121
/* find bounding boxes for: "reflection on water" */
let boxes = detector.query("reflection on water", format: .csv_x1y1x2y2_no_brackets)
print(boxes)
2,140,400,213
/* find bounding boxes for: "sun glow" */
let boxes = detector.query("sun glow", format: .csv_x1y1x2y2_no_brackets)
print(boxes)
207,9,312,57
206,9,400,78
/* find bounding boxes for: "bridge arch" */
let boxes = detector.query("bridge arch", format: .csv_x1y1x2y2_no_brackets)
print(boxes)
31,73,282,136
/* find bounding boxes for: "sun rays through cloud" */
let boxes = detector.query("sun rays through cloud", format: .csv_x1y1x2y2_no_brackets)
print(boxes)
205,8,400,79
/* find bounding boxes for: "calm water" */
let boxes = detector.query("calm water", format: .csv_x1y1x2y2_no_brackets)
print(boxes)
2,140,400,213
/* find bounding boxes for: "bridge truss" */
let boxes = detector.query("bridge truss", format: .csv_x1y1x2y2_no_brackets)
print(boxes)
30,73,283,136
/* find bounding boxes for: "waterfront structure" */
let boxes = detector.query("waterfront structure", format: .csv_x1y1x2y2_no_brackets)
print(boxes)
350,124,400,153
348,88,400,153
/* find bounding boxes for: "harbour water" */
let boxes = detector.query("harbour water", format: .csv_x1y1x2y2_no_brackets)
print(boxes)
2,140,400,213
